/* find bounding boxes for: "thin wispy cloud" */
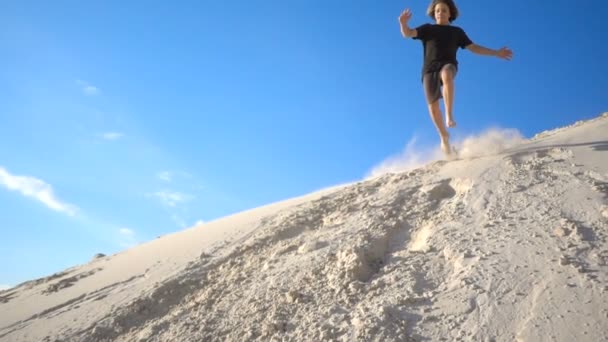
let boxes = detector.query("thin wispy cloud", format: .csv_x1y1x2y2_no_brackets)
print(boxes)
101,132,124,141
157,171,172,182
151,172,203,229
0,284,11,291
171,214,187,228
83,86,99,96
0,167,77,216
76,79,100,96
195,219,205,226
156,171,196,184
150,191,192,207
119,228,135,236
118,228,137,248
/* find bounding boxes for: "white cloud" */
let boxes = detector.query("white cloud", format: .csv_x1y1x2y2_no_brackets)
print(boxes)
0,167,77,216
195,219,205,226
157,171,196,183
171,214,187,228
76,79,99,96
151,191,191,207
101,132,124,141
119,228,135,236
118,227,137,248
0,284,12,291
157,171,172,182
83,85,99,96
367,128,525,178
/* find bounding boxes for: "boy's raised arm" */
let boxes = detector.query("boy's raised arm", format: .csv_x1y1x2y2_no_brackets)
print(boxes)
467,44,513,60
399,9,418,38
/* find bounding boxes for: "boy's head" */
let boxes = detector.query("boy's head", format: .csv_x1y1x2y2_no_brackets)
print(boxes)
427,0,459,24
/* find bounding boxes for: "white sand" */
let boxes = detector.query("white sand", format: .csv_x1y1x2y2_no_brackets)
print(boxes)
1,113,607,342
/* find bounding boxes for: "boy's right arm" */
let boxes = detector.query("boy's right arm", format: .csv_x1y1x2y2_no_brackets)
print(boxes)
399,9,418,38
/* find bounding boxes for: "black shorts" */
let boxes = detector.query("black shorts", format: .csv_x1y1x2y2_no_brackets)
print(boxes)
423,64,457,104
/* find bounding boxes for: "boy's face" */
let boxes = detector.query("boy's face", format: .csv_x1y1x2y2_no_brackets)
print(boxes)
434,3,451,25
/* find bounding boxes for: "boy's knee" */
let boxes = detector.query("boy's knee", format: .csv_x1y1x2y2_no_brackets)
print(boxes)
440,64,456,82
440,69,454,82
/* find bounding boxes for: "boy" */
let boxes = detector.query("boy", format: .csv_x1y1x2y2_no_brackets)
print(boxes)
399,0,513,156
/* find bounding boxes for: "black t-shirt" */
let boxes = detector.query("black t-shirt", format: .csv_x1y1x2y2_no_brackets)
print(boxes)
413,23,473,77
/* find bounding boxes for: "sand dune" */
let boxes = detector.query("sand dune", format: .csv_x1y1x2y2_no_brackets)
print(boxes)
1,113,607,341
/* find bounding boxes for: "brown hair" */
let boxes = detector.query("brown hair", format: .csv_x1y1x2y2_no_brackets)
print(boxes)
427,0,460,22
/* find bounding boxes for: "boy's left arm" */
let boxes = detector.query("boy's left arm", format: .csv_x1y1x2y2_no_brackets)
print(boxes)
466,44,513,60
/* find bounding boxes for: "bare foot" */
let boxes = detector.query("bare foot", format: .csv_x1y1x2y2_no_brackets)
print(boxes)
440,135,452,155
446,117,457,128
441,143,450,155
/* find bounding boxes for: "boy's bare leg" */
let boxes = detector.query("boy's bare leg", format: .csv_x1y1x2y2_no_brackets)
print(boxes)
427,101,451,155
441,65,456,128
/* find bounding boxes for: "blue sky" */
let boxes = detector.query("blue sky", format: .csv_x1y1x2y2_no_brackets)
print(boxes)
1,1,606,287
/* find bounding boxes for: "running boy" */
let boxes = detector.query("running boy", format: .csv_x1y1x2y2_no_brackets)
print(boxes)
399,0,513,155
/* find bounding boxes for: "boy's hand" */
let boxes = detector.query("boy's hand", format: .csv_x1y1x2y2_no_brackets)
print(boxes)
496,47,513,60
399,9,412,25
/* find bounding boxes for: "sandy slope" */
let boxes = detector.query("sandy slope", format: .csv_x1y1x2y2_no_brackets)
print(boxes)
1,113,607,342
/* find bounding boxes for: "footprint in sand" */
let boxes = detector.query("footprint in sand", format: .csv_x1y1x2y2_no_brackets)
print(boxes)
555,218,596,242
43,268,103,294
583,171,608,196
409,224,433,253
420,180,457,202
